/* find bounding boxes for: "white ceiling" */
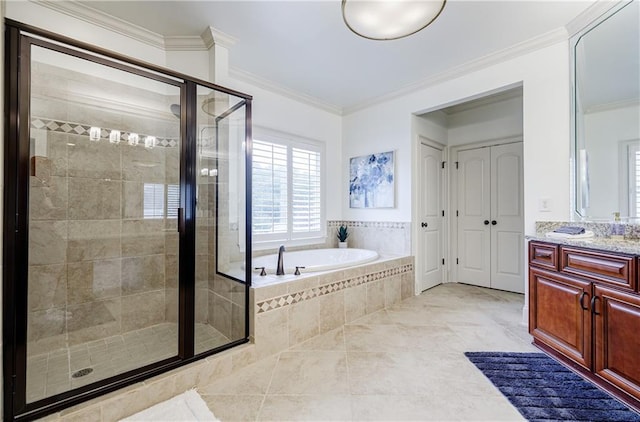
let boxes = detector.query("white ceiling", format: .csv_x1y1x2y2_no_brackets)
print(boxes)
77,0,597,111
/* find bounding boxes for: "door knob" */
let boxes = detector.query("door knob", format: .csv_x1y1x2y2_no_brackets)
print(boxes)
421,222,428,228
491,220,497,225
483,220,490,225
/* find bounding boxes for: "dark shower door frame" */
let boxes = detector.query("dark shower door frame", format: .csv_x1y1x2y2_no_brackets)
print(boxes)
3,20,253,422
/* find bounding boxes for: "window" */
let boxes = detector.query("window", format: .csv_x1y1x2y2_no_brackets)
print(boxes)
144,183,179,219
628,142,640,217
252,134,324,245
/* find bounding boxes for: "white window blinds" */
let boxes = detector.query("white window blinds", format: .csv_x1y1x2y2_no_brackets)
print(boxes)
629,143,640,217
144,183,179,219
143,183,165,218
253,140,288,236
292,147,321,233
252,137,323,244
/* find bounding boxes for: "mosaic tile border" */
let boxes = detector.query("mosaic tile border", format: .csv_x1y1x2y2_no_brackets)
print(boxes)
31,117,178,148
256,263,413,313
328,220,409,230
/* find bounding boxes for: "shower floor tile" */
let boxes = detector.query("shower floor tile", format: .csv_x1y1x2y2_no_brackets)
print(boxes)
26,322,229,403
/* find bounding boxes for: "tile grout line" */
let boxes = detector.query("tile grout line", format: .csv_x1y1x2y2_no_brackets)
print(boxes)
255,352,282,422
343,325,354,421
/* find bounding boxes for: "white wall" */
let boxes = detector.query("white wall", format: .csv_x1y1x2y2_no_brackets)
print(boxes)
414,112,448,146
165,50,211,81
414,94,523,147
447,96,523,146
343,41,572,234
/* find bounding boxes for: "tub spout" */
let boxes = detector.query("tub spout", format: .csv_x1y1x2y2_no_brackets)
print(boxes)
276,245,286,275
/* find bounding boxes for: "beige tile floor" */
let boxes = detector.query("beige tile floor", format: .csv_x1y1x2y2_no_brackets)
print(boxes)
26,322,229,403
200,283,537,421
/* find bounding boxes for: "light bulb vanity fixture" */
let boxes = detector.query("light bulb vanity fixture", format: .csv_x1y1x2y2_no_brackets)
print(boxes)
341,0,446,40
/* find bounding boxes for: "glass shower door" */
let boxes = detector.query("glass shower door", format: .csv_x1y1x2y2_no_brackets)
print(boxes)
26,44,182,402
194,86,249,355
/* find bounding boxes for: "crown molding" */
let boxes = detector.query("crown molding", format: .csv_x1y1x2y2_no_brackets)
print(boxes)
201,26,237,50
565,0,622,38
343,27,568,115
164,36,207,51
229,67,342,115
585,98,640,114
33,0,166,49
33,0,220,51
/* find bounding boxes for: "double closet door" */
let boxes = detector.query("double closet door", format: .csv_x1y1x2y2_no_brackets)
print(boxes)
456,142,524,293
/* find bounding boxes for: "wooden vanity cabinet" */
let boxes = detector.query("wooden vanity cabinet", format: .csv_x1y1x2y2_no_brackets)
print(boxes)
528,241,640,409
593,284,640,399
529,267,592,369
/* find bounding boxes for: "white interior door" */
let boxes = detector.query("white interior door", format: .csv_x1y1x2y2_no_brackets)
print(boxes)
419,143,443,291
490,143,524,293
457,147,491,288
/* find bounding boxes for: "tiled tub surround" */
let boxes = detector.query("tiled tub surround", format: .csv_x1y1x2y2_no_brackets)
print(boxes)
533,221,640,255
251,256,415,356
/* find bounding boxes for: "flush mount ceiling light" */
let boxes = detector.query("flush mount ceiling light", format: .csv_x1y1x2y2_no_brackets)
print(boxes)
342,0,446,40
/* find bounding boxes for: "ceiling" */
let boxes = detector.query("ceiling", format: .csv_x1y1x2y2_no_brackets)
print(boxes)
77,0,597,112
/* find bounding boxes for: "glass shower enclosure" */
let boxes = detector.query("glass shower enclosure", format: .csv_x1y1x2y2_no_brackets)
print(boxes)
3,21,252,421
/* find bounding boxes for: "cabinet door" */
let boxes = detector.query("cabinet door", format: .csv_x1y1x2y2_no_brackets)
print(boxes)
529,268,592,370
593,285,640,399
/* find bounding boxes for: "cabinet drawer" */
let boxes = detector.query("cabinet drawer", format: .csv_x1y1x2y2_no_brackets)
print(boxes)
529,241,559,271
561,247,636,290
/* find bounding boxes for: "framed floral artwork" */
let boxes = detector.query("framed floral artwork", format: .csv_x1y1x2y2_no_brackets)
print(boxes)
349,151,395,208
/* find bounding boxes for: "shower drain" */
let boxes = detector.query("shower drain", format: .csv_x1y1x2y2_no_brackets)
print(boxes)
71,368,93,378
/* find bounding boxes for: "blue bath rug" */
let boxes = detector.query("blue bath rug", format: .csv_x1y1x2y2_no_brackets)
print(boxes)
465,352,640,422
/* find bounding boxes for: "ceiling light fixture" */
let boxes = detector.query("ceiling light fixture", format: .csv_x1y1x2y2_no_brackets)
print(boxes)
342,0,446,40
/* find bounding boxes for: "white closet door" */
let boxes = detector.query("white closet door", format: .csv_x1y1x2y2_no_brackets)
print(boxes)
457,147,491,288
490,142,524,293
419,143,443,292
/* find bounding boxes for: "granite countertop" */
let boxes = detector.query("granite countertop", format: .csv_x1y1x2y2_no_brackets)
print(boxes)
527,234,640,256
531,221,640,255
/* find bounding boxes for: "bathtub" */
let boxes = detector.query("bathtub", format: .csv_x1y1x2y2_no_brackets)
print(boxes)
252,248,379,274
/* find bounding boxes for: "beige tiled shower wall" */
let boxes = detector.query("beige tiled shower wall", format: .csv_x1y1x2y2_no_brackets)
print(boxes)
26,61,181,356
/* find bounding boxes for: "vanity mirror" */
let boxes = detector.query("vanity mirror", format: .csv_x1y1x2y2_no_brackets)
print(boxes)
573,0,640,220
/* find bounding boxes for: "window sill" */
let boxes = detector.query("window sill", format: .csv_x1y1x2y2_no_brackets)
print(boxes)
252,236,327,252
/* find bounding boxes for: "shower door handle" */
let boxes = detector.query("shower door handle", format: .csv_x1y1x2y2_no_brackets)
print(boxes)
177,207,183,232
